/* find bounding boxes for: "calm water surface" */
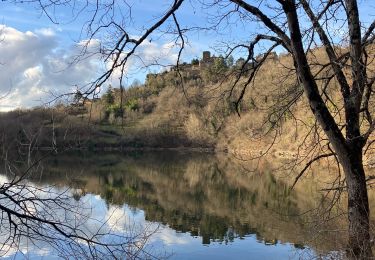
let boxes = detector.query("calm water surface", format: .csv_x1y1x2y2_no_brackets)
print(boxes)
1,151,352,259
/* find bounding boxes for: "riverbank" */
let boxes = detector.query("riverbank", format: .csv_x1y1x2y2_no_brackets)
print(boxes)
32,141,375,169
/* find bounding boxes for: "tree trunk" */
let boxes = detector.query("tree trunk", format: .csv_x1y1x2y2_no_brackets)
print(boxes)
281,1,372,257
342,147,372,258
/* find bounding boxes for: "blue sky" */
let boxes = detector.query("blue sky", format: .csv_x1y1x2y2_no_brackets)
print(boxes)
0,1,217,111
0,0,374,110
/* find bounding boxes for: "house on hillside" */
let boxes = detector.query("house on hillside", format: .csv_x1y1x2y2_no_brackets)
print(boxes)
199,51,216,68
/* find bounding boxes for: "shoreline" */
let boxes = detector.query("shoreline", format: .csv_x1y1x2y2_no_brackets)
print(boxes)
31,144,375,168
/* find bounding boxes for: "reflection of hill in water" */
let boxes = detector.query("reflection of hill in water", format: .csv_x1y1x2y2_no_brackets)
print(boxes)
37,151,348,254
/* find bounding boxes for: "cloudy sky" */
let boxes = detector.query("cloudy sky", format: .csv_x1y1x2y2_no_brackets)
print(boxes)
0,1,212,111
0,0,374,111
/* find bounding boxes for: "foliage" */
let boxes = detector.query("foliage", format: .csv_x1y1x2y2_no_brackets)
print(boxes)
73,91,83,103
191,58,199,65
125,99,139,112
225,55,234,68
103,86,115,106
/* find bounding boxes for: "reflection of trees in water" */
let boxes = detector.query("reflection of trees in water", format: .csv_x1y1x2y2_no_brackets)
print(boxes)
0,156,161,259
38,151,347,254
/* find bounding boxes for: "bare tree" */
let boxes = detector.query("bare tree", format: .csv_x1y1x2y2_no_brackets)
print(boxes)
3,0,375,258
0,125,161,259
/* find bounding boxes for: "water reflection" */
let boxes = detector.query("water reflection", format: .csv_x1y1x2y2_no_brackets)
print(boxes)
4,151,353,259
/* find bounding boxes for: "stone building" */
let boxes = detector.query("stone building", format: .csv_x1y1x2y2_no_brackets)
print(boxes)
199,51,215,68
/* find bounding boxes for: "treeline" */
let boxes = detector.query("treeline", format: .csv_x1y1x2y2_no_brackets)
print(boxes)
0,107,92,160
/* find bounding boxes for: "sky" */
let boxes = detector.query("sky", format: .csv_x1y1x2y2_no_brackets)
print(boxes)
0,0,374,111
0,0,219,111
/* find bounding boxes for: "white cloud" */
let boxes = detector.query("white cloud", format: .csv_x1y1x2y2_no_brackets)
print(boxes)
154,228,191,245
105,206,128,233
0,25,200,111
34,27,56,37
0,25,102,111
23,66,42,80
139,40,180,65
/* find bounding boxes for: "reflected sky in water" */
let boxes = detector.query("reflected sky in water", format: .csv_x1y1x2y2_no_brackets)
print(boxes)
1,193,311,260
1,151,346,259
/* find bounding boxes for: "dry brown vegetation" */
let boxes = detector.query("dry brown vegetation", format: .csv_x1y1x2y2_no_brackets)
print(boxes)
1,46,374,166
0,106,92,158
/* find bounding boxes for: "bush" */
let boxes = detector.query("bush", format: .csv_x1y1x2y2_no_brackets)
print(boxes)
184,113,213,145
125,99,139,112
191,58,199,66
105,104,124,120
103,86,115,105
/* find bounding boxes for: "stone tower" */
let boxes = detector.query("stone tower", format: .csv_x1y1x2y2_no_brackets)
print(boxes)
202,51,211,62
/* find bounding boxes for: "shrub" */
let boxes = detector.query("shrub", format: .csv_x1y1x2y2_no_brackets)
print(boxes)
125,99,139,112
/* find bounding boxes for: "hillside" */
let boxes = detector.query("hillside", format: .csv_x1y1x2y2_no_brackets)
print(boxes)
1,47,375,165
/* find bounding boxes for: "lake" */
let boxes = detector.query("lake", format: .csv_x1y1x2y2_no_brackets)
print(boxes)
0,151,363,259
